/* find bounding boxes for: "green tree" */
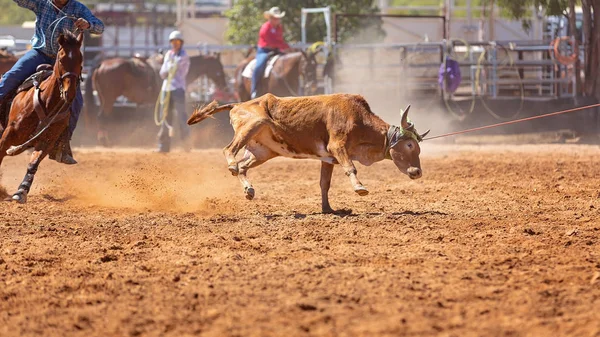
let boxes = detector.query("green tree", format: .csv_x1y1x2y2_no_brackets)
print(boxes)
224,0,385,45
0,0,35,25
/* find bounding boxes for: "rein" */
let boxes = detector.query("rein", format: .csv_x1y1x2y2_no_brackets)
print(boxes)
6,61,80,156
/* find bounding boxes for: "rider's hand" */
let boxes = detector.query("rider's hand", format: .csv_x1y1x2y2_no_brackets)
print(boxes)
74,18,90,30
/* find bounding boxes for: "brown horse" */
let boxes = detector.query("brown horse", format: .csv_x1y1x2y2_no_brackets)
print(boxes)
234,49,320,102
0,31,83,203
0,49,18,76
85,53,228,145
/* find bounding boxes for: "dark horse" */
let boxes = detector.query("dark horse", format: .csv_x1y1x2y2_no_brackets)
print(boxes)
85,53,228,145
0,31,83,203
234,46,321,102
0,49,18,76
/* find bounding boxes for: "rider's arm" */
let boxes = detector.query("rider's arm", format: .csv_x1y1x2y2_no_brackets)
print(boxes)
271,26,289,51
159,52,172,79
12,0,38,11
274,29,289,51
75,2,105,34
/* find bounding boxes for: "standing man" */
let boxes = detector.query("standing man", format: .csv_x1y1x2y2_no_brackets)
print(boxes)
0,0,104,164
251,6,289,99
157,30,190,153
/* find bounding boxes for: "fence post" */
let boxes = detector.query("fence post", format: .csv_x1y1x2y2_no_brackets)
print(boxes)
203,43,210,102
491,41,497,99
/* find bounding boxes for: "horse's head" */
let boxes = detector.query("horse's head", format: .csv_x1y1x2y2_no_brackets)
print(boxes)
301,45,322,96
55,31,83,102
192,53,228,92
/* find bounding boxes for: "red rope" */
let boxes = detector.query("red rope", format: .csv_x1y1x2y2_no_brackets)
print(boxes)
424,103,600,141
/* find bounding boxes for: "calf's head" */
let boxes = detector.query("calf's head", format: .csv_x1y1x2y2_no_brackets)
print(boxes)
387,105,429,180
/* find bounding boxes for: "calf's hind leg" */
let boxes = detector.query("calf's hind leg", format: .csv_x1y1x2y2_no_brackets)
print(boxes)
235,142,277,200
223,117,267,176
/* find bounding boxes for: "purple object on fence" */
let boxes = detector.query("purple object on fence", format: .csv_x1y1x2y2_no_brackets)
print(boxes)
438,57,462,93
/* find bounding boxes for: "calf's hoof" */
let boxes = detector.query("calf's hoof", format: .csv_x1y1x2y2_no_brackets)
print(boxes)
244,187,255,200
354,185,369,196
12,190,27,204
228,165,239,176
322,206,335,214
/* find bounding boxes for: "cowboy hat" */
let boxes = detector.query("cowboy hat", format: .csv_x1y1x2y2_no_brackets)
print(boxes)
264,7,285,19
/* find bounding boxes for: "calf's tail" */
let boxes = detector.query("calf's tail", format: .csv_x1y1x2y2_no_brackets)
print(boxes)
187,100,238,125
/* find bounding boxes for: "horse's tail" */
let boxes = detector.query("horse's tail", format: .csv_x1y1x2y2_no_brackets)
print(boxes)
187,100,237,125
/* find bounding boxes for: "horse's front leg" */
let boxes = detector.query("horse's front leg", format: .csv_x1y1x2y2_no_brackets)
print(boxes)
12,147,47,203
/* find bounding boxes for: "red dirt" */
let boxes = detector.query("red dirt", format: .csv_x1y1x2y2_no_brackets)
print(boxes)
1,144,599,336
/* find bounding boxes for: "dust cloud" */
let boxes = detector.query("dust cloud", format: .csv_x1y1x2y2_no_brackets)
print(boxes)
31,150,240,214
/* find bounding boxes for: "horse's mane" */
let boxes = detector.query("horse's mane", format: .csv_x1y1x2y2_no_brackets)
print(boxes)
59,30,79,47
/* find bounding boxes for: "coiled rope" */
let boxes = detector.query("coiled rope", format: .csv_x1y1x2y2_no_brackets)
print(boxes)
442,39,525,121
153,54,178,137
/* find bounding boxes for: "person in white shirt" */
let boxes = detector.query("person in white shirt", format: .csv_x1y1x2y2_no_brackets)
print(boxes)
157,30,190,153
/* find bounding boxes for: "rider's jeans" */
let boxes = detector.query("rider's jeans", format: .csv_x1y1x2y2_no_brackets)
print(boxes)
0,48,83,139
251,47,273,96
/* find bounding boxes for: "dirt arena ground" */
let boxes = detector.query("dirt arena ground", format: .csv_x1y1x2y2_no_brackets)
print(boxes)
1,143,600,337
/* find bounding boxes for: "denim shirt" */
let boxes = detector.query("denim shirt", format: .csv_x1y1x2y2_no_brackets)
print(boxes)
14,0,104,57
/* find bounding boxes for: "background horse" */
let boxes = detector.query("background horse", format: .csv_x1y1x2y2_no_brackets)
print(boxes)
0,31,83,203
85,53,228,145
0,49,18,76
234,47,320,102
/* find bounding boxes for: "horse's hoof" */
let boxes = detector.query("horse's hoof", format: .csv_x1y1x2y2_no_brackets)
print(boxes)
12,191,27,204
244,187,255,200
228,165,239,176
354,185,369,196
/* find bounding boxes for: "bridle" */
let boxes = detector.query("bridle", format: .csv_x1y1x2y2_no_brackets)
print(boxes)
57,71,81,102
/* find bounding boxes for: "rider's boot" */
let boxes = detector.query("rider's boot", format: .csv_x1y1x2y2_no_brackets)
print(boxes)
50,131,77,165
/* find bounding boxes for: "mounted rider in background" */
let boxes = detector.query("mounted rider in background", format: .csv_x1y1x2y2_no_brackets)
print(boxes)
251,6,289,99
156,30,190,153
0,0,104,164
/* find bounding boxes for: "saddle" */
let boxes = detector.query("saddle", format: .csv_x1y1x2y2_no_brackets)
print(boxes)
17,64,53,94
241,51,281,79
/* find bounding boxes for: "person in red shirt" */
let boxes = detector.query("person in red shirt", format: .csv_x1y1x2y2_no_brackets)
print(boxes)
251,6,290,99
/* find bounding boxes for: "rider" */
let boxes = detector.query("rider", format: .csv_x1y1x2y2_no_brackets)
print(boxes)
251,6,289,99
0,0,104,164
156,30,190,153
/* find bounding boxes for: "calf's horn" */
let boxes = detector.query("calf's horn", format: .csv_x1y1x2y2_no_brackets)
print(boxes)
400,104,411,128
420,129,430,139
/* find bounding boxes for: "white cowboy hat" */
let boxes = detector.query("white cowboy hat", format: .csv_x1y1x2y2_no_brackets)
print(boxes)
264,7,285,19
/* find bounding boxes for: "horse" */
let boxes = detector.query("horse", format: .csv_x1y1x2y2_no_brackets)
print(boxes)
84,53,228,145
234,46,321,102
0,31,83,203
0,49,18,76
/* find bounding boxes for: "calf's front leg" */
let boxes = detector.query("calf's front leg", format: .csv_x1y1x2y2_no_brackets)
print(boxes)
320,161,335,213
328,143,368,196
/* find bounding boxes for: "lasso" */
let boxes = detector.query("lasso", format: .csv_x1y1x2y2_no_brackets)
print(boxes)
153,55,178,137
442,39,524,121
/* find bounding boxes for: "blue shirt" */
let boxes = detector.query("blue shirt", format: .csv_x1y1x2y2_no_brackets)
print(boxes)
159,49,190,92
14,0,104,57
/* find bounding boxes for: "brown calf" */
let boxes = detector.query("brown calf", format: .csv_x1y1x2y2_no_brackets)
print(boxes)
187,93,429,213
